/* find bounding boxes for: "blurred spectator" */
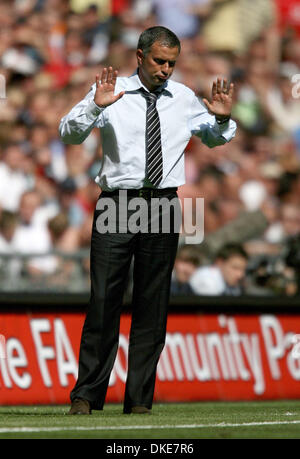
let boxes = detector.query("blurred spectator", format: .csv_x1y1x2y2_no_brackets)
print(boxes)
11,189,54,275
0,211,18,254
70,0,111,18
285,234,300,294
58,177,87,227
0,205,20,285
150,0,212,39
170,244,202,296
265,202,300,243
231,59,271,135
259,62,300,135
0,144,32,212
81,4,111,64
203,0,277,58
77,211,93,278
189,243,249,295
48,212,78,250
46,212,82,288
178,165,224,234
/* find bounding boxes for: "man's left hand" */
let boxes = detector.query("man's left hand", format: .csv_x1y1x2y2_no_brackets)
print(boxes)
203,78,234,121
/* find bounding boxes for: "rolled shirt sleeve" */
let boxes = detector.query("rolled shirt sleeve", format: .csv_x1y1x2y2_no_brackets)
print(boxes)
59,85,105,144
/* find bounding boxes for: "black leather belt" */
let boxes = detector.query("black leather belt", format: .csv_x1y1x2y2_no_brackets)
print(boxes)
101,188,178,199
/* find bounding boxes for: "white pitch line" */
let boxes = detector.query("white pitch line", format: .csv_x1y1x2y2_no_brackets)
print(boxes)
1,420,300,434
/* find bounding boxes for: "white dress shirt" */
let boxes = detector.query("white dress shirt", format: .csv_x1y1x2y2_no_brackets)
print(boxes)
189,266,226,295
59,71,236,190
189,265,243,296
0,163,29,211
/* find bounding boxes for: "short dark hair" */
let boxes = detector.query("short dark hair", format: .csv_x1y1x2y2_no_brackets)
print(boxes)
0,210,18,231
216,243,249,262
137,26,181,55
176,244,202,266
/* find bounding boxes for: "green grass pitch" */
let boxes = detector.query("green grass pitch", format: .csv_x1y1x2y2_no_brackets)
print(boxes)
1,401,300,439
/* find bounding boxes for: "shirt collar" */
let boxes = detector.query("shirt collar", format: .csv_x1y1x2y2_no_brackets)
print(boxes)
126,70,173,97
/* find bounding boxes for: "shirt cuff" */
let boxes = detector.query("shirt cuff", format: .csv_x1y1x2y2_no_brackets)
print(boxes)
214,119,235,142
85,100,104,120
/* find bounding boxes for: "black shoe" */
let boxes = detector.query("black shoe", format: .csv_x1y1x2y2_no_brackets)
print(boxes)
68,398,91,415
131,406,151,414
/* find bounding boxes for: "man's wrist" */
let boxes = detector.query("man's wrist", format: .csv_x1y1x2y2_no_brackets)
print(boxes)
94,100,106,110
86,100,104,120
216,115,231,125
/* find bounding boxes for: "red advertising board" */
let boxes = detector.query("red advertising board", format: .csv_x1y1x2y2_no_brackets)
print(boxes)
1,311,300,405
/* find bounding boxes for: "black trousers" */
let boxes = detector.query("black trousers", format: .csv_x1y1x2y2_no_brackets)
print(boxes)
70,189,180,412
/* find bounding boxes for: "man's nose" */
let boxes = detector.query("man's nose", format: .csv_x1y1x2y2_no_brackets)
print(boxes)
161,62,170,74
236,271,244,282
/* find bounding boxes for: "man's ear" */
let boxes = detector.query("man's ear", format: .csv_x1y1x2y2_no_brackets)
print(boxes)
215,258,222,268
136,49,144,66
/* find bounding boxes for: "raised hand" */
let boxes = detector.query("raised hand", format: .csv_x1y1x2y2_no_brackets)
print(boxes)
94,66,125,108
202,78,234,120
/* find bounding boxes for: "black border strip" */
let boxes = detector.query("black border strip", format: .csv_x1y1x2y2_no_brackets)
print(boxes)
0,292,299,313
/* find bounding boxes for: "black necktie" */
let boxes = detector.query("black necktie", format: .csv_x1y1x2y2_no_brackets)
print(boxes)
141,89,163,187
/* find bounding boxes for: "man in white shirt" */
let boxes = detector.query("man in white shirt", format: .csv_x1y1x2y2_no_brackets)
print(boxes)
12,190,55,275
60,26,236,415
0,144,30,212
0,211,18,281
189,243,249,296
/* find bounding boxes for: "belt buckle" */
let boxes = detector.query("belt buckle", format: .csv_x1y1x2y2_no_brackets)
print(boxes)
138,189,153,199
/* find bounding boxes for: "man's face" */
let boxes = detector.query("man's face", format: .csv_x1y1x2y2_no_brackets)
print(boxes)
174,260,197,284
217,255,247,287
137,41,180,91
20,193,40,224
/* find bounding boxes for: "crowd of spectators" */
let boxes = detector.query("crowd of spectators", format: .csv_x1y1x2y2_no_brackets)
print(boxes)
0,0,300,295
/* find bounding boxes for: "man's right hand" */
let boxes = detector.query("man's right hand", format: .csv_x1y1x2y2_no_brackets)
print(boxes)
94,66,125,108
